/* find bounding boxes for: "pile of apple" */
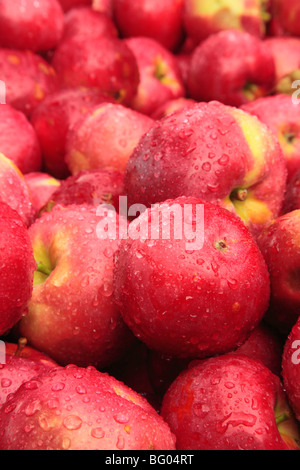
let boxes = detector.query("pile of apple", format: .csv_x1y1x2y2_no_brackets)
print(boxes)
2,0,300,451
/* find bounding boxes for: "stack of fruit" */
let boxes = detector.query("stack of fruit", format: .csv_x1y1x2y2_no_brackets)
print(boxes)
2,0,300,451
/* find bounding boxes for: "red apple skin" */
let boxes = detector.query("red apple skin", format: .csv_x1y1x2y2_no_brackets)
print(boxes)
114,197,270,359
188,30,275,107
271,0,300,37
160,354,300,450
0,0,64,53
282,169,300,214
124,37,185,116
65,102,155,174
0,365,176,450
62,5,118,42
24,172,61,214
124,101,287,239
0,153,35,227
233,322,283,376
0,341,58,406
151,97,197,120
46,169,124,213
0,48,59,117
16,204,134,369
112,0,184,52
58,0,91,11
0,202,36,336
51,36,140,107
92,0,113,16
241,94,300,182
0,104,42,175
282,317,300,421
183,0,267,45
257,210,300,336
30,88,113,179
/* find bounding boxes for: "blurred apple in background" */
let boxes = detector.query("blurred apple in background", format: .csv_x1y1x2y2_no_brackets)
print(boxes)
24,172,61,214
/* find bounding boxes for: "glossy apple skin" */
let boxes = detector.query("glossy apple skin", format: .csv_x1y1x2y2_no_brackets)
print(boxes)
188,30,275,107
30,88,112,179
241,94,300,182
16,204,134,369
0,0,64,52
62,6,118,42
113,0,184,51
52,36,140,107
24,172,61,214
283,170,300,214
114,197,270,359
0,104,42,174
58,0,91,11
257,210,300,335
282,317,300,421
0,48,59,117
124,37,185,116
0,341,58,406
161,354,300,451
151,97,197,120
0,202,36,336
92,0,113,16
124,101,287,239
66,102,154,174
47,169,124,213
0,365,176,450
183,0,267,45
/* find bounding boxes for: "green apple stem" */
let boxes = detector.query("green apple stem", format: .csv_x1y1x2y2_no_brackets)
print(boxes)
36,262,52,276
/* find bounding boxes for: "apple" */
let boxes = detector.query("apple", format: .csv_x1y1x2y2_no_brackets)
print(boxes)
15,204,134,369
0,202,35,337
264,37,300,95
124,37,185,116
0,0,64,53
51,36,140,106
241,94,300,182
282,316,300,421
65,102,155,174
270,0,300,37
282,169,300,214
151,97,197,120
187,30,276,107
0,153,35,227
114,197,270,360
0,339,58,406
43,169,124,213
92,0,113,16
0,48,59,117
58,0,91,11
0,104,42,175
0,364,176,450
257,210,300,336
112,0,184,52
160,354,300,450
24,172,61,214
183,0,269,45
30,88,113,179
124,101,287,239
62,5,118,42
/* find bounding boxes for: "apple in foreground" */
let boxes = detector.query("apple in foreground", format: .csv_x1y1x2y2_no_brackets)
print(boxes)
160,354,300,450
124,101,287,239
282,316,300,421
15,204,134,369
0,365,176,450
0,202,35,336
282,169,300,214
114,197,270,359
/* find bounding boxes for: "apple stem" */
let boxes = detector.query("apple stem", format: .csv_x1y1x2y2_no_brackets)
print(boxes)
15,338,28,357
36,262,52,276
230,188,248,202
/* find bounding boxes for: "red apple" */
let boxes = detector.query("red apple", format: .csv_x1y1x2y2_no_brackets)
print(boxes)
114,197,270,359
183,0,269,45
30,88,113,179
270,0,300,37
0,0,64,52
282,169,300,214
92,0,113,16
15,204,134,368
0,202,35,336
241,94,300,182
58,0,91,11
282,317,300,421
112,0,184,52
124,37,185,116
24,172,61,214
188,30,276,107
51,36,140,106
124,101,287,239
0,365,176,450
0,339,58,406
257,210,300,335
160,354,300,450
65,102,154,174
0,104,42,174
0,48,59,117
151,97,197,120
